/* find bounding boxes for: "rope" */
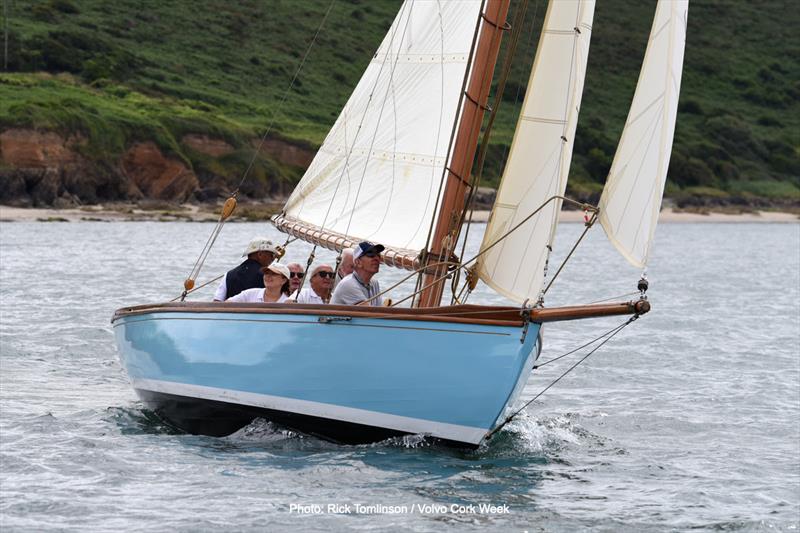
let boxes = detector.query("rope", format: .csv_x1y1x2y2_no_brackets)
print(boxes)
292,248,316,301
233,0,337,194
359,196,595,307
485,314,639,440
180,198,237,301
539,210,597,300
588,291,640,305
171,274,223,302
179,3,334,299
532,317,636,369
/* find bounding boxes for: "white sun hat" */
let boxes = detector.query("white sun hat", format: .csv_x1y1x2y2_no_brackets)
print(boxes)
242,237,278,257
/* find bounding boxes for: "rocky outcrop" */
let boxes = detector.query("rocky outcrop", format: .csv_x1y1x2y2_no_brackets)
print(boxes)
121,142,198,202
254,137,314,168
0,129,101,206
0,129,200,206
0,128,314,206
0,129,84,168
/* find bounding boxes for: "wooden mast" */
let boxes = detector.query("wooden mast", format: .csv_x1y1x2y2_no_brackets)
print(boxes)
417,0,511,308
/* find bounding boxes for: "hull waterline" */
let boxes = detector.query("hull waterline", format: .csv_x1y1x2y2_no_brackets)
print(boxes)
113,303,540,447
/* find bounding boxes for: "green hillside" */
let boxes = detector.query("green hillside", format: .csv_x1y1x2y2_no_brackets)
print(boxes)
1,0,798,206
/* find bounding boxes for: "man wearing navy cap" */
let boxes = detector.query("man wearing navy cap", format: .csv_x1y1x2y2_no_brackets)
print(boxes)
330,241,385,306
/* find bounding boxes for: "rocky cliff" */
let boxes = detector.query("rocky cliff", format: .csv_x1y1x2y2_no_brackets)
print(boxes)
0,128,314,207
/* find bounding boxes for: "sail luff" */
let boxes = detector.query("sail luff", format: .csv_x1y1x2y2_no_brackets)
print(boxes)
417,0,511,308
598,0,688,268
279,1,484,256
475,0,596,305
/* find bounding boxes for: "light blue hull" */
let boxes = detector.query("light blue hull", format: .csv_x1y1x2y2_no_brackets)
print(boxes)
113,306,540,446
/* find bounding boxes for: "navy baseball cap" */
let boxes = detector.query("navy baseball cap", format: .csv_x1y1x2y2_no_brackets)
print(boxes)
353,241,385,260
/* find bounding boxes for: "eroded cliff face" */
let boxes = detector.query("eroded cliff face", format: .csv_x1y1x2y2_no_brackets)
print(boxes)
121,142,198,202
0,128,314,206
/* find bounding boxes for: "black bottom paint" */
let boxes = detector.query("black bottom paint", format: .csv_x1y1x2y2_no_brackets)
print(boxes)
135,389,478,449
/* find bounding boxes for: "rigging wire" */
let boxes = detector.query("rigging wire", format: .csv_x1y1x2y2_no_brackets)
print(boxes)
179,1,336,299
290,1,414,298
234,0,338,195
485,314,639,440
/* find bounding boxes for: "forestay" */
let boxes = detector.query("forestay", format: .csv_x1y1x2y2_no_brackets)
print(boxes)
476,0,595,304
598,0,688,268
281,0,482,255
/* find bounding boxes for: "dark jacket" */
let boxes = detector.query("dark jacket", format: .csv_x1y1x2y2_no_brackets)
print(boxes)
225,258,264,299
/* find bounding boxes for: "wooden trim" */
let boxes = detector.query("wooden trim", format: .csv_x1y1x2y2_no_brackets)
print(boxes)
112,300,650,327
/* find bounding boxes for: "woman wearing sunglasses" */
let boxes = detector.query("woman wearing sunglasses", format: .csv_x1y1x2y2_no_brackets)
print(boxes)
290,265,335,304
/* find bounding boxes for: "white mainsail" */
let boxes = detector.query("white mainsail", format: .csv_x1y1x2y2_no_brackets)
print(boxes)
476,0,595,304
281,0,482,254
598,0,688,268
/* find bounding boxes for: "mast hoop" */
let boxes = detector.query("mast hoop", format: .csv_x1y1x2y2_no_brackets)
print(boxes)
463,90,493,112
480,12,512,32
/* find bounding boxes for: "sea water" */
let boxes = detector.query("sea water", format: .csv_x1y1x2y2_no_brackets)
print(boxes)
1,220,798,531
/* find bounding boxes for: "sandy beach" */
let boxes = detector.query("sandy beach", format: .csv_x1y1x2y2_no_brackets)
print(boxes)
0,204,797,224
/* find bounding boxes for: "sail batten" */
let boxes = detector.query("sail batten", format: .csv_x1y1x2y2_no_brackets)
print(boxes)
280,0,483,254
476,0,596,305
598,0,688,269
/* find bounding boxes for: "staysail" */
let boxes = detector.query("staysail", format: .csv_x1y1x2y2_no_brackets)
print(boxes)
598,0,688,268
476,0,596,304
276,0,482,259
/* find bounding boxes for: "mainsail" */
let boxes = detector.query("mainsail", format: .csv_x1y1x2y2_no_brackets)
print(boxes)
278,0,482,257
598,0,688,268
476,0,596,304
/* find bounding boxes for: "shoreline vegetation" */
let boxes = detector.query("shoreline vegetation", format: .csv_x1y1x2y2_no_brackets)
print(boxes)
1,203,797,224
0,1,798,211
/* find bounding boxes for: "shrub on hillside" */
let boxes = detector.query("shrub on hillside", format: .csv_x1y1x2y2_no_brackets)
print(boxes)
704,114,769,161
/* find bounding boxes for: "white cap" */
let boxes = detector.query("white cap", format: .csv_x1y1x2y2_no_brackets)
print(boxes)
261,262,290,280
243,238,278,257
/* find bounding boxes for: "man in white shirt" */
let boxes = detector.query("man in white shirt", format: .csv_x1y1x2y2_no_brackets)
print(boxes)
290,264,335,304
331,241,384,306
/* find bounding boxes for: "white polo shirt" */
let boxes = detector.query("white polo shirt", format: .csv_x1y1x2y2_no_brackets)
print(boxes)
289,287,328,304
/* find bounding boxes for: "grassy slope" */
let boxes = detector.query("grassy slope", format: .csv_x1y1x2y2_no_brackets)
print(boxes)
1,0,798,203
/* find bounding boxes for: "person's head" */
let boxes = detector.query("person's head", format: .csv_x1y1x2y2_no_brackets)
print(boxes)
309,264,335,298
287,263,305,292
353,241,384,280
339,248,354,277
261,262,290,295
243,238,278,267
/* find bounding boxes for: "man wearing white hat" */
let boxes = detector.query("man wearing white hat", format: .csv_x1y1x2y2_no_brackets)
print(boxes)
213,237,278,301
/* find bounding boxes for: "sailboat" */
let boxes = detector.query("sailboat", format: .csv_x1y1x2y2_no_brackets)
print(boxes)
112,0,687,447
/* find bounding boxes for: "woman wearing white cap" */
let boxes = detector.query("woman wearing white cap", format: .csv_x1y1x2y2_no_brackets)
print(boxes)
225,262,291,303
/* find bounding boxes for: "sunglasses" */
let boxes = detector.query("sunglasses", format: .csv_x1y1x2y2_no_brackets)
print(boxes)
315,271,335,279
289,272,305,279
